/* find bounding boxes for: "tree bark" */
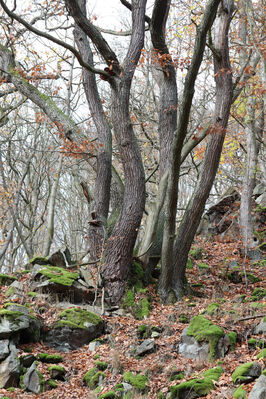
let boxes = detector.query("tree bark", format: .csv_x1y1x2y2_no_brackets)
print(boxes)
159,0,222,300
168,0,234,301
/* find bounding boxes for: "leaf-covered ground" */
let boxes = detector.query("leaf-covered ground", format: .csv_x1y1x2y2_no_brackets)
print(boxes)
0,238,265,399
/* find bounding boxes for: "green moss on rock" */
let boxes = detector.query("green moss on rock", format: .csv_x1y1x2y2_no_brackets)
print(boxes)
170,367,223,398
39,353,63,363
37,266,79,286
123,371,148,392
83,367,97,386
251,288,266,301
228,332,237,350
256,348,266,359
233,385,247,398
55,307,102,329
48,365,66,373
198,262,209,270
95,361,108,371
0,273,17,286
98,391,119,399
186,258,193,269
232,362,256,384
83,368,105,389
248,338,265,349
186,316,225,360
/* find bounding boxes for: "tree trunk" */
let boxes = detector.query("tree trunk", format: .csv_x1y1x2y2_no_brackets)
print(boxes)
167,0,234,301
159,0,222,301
74,0,112,263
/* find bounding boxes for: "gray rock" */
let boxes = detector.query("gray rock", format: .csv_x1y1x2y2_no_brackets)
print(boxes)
79,267,97,288
178,325,230,361
45,308,104,351
6,280,24,300
248,375,266,399
135,339,156,356
88,340,103,352
253,183,265,197
178,329,209,360
122,382,133,394
254,319,266,334
0,341,20,388
255,192,266,208
23,362,41,393
0,339,10,361
0,305,41,342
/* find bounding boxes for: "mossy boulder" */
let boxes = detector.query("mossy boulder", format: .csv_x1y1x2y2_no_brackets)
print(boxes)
32,265,94,303
179,316,228,361
0,305,41,342
256,348,266,359
83,367,106,389
123,371,148,393
48,365,66,380
232,362,261,384
189,247,205,260
45,307,104,351
0,274,17,286
170,367,223,399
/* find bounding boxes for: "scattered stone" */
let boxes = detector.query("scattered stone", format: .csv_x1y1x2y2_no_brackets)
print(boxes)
45,307,104,351
0,341,20,388
0,340,10,361
254,318,266,334
232,362,261,384
123,371,148,393
48,365,66,381
0,306,41,342
178,316,229,361
248,375,266,399
22,362,42,394
135,338,156,356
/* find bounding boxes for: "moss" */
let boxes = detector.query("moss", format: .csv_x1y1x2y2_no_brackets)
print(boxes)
89,371,106,389
27,291,37,298
250,302,264,310
170,367,223,398
4,286,15,297
98,391,119,399
206,303,220,315
256,349,266,359
179,314,188,323
198,262,209,270
228,332,237,350
83,367,97,386
170,372,184,381
186,316,225,360
248,338,265,349
0,273,17,285
232,362,256,384
94,354,100,360
262,369,266,376
95,361,108,371
39,353,63,363
233,385,247,398
46,379,57,388
55,307,102,329
251,288,266,300
7,387,15,392
186,258,193,269
189,248,204,260
114,383,124,392
48,365,66,373
29,255,49,265
123,289,135,308
136,298,150,319
243,273,261,283
37,266,79,286
123,371,148,392
0,309,24,321
132,261,144,280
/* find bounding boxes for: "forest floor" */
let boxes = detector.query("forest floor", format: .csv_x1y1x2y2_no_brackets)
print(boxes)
0,237,265,399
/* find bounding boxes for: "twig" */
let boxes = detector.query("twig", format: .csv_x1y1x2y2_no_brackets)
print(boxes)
234,314,265,323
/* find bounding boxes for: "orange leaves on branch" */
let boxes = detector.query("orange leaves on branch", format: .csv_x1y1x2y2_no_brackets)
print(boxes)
59,137,97,159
